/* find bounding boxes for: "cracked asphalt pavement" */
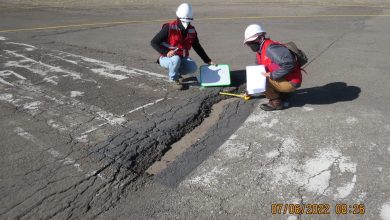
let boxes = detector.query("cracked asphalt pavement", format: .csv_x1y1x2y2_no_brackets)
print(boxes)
1,1,390,219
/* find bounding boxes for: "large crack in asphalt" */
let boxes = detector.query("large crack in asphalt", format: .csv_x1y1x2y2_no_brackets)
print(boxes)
145,98,240,175
90,69,248,173
150,91,256,187
90,88,238,174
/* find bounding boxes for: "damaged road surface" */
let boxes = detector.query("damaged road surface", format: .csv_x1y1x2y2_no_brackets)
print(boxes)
91,91,226,172
0,34,252,219
2,1,390,220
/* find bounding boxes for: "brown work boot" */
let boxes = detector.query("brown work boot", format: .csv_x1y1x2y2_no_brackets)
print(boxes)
260,98,283,111
171,80,184,90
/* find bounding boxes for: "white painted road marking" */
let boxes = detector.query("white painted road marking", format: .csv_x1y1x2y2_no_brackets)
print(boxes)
124,98,165,115
0,37,174,150
1,80,129,125
0,37,168,122
13,126,106,180
4,49,82,85
14,126,83,172
0,69,27,86
70,91,84,97
1,37,167,84
52,50,168,81
5,42,36,51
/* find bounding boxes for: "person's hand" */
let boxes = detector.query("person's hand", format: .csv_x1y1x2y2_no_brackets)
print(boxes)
167,50,176,57
262,72,271,78
208,61,218,66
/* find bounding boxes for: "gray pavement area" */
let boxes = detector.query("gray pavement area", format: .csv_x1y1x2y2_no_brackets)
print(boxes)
1,0,390,219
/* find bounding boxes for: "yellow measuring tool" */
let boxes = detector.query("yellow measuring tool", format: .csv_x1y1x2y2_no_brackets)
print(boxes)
219,92,251,100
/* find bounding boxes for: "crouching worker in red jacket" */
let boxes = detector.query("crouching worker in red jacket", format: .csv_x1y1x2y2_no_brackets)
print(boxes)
151,3,215,90
243,24,302,111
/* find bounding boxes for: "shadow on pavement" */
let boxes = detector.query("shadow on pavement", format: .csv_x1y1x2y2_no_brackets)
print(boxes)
181,76,201,88
230,69,246,87
290,82,361,107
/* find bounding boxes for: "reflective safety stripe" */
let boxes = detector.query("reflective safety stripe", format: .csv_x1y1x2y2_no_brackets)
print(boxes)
161,42,176,50
169,25,179,30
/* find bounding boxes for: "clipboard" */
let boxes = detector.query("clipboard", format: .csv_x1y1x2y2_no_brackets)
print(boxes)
199,64,231,87
246,65,266,94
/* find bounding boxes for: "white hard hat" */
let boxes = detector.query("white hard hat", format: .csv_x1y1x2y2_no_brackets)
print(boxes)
244,24,266,43
176,3,193,22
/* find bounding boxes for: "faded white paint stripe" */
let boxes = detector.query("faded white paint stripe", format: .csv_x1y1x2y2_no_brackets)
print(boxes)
125,98,165,115
75,135,88,143
23,81,127,125
47,119,68,132
3,40,165,83
23,101,41,110
0,70,27,80
56,50,140,78
2,80,127,127
5,42,36,51
47,54,78,64
0,36,7,40
96,111,127,125
0,93,16,103
54,50,167,80
0,77,13,86
70,91,84,98
0,92,43,114
86,170,107,181
4,50,82,81
43,76,59,85
14,127,83,172
28,81,127,125
132,67,168,79
90,68,128,81
81,122,108,135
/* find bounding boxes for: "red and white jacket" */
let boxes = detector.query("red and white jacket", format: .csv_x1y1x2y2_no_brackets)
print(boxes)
161,20,197,57
256,39,302,85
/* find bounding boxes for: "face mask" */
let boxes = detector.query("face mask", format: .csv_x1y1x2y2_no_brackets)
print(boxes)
181,21,190,29
248,43,260,52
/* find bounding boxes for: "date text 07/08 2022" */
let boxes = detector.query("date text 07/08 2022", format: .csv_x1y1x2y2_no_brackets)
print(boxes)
271,203,365,215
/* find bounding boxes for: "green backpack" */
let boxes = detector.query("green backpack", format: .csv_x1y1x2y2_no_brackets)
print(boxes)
285,41,308,67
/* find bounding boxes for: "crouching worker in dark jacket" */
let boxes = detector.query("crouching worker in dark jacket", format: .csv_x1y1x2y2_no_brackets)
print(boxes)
243,24,302,111
151,3,215,90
